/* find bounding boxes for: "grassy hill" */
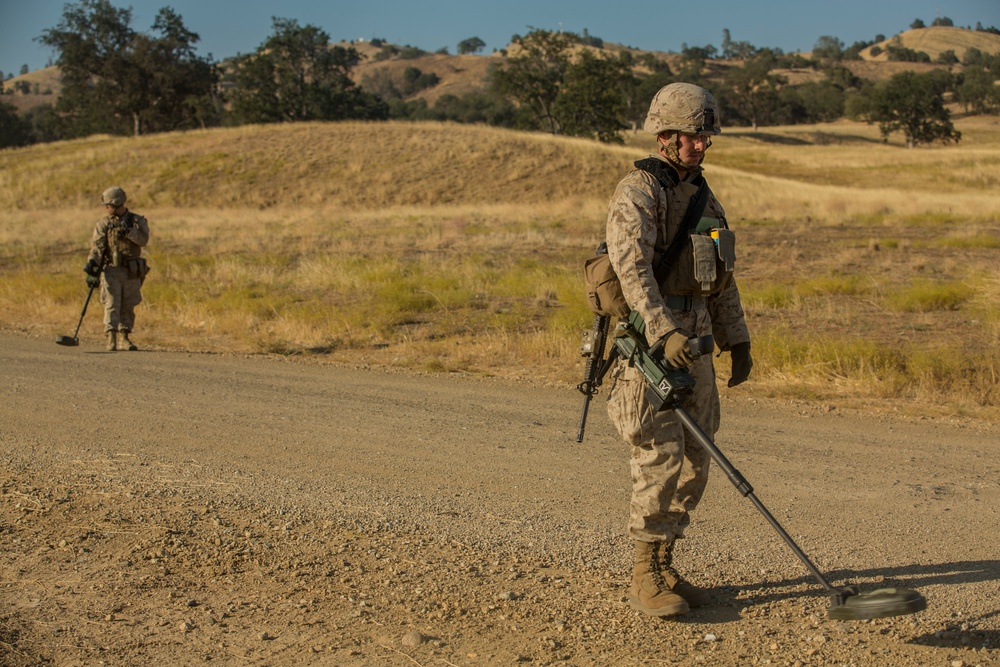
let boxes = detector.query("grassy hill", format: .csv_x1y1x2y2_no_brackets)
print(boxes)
2,118,1000,416
0,121,634,210
0,66,61,114
861,25,1000,62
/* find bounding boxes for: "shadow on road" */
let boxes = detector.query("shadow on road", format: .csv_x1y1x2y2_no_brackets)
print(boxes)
688,559,999,645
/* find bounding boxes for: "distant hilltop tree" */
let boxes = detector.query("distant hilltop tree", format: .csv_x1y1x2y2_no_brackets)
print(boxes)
228,17,388,124
886,43,931,63
492,28,632,142
457,37,485,55
37,0,217,137
813,35,845,61
721,28,758,60
577,28,603,48
853,70,961,148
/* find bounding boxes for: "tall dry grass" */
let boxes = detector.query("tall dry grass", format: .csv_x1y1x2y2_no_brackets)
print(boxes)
2,118,1000,417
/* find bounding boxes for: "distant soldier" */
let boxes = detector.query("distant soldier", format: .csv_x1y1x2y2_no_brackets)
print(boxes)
83,186,150,351
604,83,752,617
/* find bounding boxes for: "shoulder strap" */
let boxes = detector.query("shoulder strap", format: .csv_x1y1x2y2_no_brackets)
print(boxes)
634,157,678,189
633,159,711,274
661,175,709,270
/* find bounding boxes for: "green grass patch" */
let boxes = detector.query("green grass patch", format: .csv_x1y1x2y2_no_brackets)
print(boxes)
935,234,1000,249
884,279,974,312
796,273,872,296
752,326,997,405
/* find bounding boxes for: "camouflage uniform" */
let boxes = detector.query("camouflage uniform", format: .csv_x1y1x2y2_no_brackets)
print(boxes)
608,82,752,617
605,158,749,543
87,187,150,342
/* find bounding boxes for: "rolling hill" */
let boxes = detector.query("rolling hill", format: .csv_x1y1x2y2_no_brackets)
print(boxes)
0,120,637,211
860,25,1000,62
4,25,998,118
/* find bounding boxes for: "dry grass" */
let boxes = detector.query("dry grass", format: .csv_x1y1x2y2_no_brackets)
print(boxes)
2,117,1000,417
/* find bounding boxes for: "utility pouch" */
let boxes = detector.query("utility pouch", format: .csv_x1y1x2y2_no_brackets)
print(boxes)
584,250,629,318
668,227,738,296
126,258,150,282
691,235,717,292
715,228,736,272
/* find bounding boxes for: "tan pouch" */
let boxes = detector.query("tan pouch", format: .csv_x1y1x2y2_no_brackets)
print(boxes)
691,235,717,292
584,252,630,318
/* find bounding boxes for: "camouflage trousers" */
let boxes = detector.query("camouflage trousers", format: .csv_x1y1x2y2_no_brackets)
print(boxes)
100,266,143,333
606,308,720,543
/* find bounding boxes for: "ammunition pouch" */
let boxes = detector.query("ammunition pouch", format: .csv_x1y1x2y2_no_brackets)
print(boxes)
127,257,150,283
666,228,736,296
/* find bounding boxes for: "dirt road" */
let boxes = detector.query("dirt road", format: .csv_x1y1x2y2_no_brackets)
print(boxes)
1,332,997,666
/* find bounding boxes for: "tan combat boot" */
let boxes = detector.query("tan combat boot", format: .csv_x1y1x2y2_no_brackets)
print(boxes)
630,541,689,617
660,539,711,608
106,330,117,351
120,331,138,351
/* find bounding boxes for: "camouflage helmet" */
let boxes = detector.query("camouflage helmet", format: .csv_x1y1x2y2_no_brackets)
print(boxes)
643,83,721,136
101,186,127,207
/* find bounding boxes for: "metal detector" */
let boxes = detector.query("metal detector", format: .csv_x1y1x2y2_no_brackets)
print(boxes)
55,282,98,347
598,312,927,620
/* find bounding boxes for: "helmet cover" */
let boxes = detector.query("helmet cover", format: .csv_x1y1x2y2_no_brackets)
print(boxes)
643,83,721,135
101,186,127,207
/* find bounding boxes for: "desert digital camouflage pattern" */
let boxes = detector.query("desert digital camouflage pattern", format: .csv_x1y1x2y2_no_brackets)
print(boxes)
88,211,150,268
642,82,722,136
604,155,749,543
88,210,150,334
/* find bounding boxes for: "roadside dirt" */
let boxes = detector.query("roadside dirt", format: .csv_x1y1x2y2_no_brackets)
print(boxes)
1,332,998,666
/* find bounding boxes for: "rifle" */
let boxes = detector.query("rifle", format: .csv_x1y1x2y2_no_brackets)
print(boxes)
575,313,619,442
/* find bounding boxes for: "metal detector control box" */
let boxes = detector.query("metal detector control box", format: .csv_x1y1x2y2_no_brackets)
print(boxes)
612,311,710,411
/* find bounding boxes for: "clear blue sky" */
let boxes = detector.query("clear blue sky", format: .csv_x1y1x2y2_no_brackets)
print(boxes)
2,0,998,76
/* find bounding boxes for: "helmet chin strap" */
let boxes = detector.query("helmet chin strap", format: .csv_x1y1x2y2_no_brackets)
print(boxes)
658,132,701,172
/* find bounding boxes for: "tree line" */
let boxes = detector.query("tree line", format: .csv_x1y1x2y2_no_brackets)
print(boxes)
2,0,998,149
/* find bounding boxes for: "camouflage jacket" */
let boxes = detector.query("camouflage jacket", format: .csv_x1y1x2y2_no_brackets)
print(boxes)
88,210,150,267
605,154,750,350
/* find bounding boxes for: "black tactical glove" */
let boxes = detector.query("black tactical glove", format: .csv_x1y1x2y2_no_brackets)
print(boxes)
83,259,101,277
662,329,695,368
86,274,100,289
728,341,753,387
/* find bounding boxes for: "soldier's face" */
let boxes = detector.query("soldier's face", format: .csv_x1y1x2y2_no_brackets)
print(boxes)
105,203,125,216
676,132,711,167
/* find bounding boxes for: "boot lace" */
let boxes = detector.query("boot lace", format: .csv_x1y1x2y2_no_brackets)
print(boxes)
661,540,690,587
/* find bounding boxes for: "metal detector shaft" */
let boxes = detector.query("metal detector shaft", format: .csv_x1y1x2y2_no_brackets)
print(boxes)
73,285,97,338
673,405,838,595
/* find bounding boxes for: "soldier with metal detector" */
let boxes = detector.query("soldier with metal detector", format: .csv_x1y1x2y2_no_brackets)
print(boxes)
577,83,927,623
83,186,150,351
583,83,752,618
